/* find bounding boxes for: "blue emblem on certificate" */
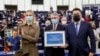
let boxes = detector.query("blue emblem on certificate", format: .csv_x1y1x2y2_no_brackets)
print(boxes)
44,31,65,47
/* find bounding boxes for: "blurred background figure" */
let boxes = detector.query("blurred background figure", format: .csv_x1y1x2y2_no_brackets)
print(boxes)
17,19,23,26
96,22,100,48
85,15,91,22
45,20,51,27
0,19,7,39
50,6,53,13
0,19,7,52
7,17,12,28
61,16,68,26
89,21,100,49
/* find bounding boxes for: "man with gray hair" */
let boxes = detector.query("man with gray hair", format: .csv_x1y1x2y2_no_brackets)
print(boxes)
44,12,66,56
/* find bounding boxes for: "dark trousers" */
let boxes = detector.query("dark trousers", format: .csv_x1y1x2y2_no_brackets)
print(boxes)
45,47,64,56
51,48,64,56
98,42,100,48
75,48,88,56
23,53,29,56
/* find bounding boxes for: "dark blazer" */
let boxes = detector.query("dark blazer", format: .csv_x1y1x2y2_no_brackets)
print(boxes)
45,24,65,56
65,21,96,56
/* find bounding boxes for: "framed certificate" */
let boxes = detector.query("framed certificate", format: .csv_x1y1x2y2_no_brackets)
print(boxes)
44,31,66,47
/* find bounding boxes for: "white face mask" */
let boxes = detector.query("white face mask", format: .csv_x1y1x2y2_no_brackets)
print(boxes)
26,16,33,22
61,21,67,24
51,19,58,25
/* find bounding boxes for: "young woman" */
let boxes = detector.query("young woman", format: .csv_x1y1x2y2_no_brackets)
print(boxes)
16,10,40,56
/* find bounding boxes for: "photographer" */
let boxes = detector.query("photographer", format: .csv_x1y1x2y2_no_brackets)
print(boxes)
0,19,7,39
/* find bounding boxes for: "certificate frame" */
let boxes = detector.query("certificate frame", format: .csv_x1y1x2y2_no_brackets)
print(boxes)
44,31,66,47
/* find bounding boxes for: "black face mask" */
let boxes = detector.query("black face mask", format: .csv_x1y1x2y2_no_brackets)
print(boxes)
73,14,80,22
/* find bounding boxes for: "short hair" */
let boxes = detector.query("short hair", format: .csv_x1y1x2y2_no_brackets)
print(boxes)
12,28,18,32
72,8,82,13
50,12,59,17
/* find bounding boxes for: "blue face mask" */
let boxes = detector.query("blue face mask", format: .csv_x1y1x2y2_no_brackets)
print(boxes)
26,16,33,22
51,19,58,25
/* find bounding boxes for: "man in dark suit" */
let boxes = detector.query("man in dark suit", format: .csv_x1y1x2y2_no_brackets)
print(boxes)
65,8,96,56
44,12,66,56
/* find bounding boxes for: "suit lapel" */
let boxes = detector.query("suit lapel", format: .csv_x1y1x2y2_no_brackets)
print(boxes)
49,25,53,31
51,25,53,30
56,24,60,30
71,22,77,37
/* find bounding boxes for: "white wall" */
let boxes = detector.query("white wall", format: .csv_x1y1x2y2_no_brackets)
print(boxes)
0,0,4,10
69,0,76,11
44,0,51,11
24,0,32,11
76,0,82,10
18,0,25,11
96,0,100,4
0,0,100,11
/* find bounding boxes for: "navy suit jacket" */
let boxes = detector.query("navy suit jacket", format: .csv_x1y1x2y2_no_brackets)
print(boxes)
44,24,65,56
65,21,96,56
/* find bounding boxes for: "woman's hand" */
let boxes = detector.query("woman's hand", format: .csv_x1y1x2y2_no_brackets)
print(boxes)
21,29,25,36
8,42,13,46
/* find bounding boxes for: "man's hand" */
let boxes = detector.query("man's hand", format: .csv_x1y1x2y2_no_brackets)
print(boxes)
60,45,67,48
89,52,94,56
60,44,68,48
53,46,58,48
